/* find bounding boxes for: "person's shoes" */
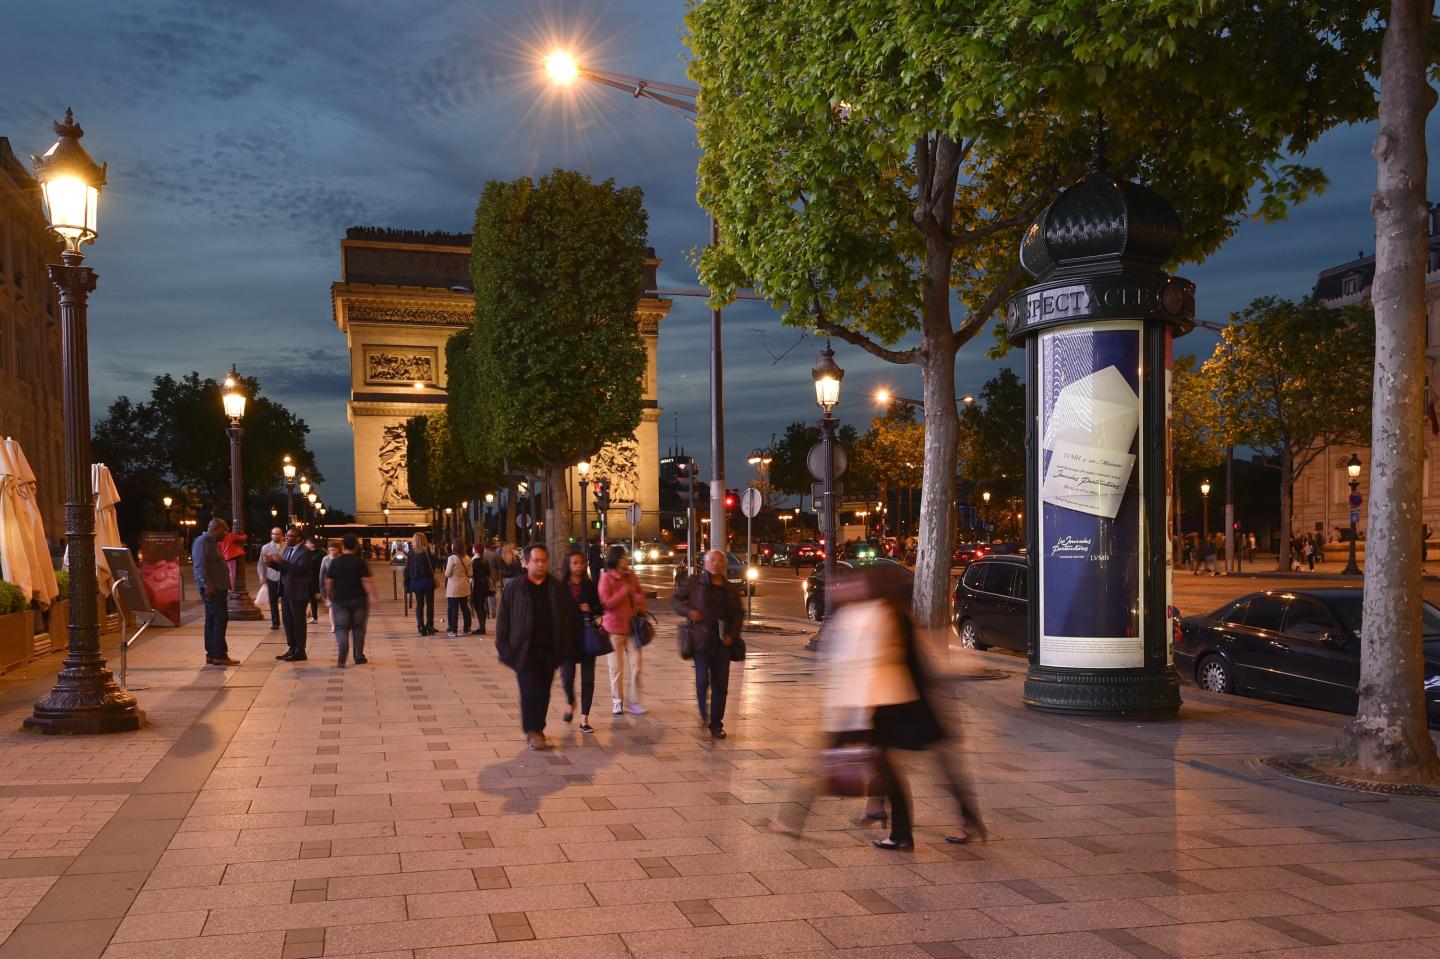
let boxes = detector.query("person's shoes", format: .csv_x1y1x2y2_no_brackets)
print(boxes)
851,810,888,827
335,659,346,668
709,726,726,740
579,722,594,734
211,656,241,666
269,624,280,631
417,627,426,637
476,629,487,635
446,631,458,637
277,650,295,660
563,708,574,723
627,703,648,715
310,617,318,623
353,656,368,665
611,703,623,715
767,818,801,837
526,733,543,750
289,653,308,662
873,838,913,851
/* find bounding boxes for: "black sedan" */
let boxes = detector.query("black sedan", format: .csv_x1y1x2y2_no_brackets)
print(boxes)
951,555,1028,653
1174,588,1440,723
803,558,900,621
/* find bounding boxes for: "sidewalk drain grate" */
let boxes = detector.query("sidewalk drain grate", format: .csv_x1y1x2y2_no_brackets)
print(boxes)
1260,754,1440,799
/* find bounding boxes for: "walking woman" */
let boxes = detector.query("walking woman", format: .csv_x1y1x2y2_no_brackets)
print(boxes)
598,545,646,715
444,541,473,636
498,543,523,587
560,550,602,733
325,534,376,667
405,532,439,636
470,542,491,635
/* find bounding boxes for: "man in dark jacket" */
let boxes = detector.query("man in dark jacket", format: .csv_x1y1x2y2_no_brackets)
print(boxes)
192,518,240,667
672,548,744,739
265,526,318,661
495,543,572,749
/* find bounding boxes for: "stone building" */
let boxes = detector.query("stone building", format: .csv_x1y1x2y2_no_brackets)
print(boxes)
1289,205,1440,545
332,227,670,539
0,137,63,537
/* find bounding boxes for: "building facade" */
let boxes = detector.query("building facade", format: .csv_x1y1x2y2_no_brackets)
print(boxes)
0,138,63,538
332,227,670,539
1289,206,1440,544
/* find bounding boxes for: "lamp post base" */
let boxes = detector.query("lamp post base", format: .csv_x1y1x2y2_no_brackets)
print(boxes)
24,666,143,735
1023,665,1181,717
227,589,264,620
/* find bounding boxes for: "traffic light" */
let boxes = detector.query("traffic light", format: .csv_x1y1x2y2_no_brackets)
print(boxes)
595,478,612,513
675,461,702,507
724,490,737,512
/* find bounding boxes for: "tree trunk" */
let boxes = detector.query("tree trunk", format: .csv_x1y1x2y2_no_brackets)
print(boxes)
1279,444,1293,571
1348,0,1440,779
913,340,959,629
545,465,571,563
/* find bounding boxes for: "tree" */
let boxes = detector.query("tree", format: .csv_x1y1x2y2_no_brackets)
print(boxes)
767,420,861,498
92,372,321,545
957,368,1025,501
687,0,1379,626
458,170,651,561
1200,298,1374,566
1169,354,1226,552
1348,0,1440,780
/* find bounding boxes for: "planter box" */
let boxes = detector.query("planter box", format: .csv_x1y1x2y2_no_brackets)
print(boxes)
35,601,68,658
0,611,31,672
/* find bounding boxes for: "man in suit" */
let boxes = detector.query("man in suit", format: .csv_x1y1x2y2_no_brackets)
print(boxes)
495,543,571,750
257,527,284,630
192,518,240,667
266,526,317,661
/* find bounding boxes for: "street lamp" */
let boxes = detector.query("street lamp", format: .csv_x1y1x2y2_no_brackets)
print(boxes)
809,343,844,650
444,506,454,542
1200,479,1212,542
982,490,992,537
1343,453,1363,576
577,460,591,547
23,111,142,733
221,367,261,620
484,492,495,538
282,455,297,525
382,503,391,556
270,506,278,519
542,51,730,555
163,495,173,533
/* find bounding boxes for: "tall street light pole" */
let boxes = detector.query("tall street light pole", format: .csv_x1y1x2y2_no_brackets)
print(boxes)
24,110,141,734
1200,479,1212,542
577,460,590,549
807,344,844,652
542,52,728,552
222,369,261,620
283,456,297,526
1344,453,1363,576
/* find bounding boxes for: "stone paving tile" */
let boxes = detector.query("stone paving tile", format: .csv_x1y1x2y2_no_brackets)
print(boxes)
709,890,871,923
622,919,834,958
1285,907,1440,944
980,898,1178,936
416,932,633,958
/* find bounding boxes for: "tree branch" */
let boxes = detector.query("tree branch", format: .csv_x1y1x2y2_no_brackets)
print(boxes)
953,264,1028,348
805,292,917,365
929,136,971,209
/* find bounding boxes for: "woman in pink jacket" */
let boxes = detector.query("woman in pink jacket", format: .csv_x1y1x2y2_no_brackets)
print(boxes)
598,545,647,714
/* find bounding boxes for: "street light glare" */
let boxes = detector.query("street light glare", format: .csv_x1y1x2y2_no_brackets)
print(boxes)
874,388,891,405
544,51,580,84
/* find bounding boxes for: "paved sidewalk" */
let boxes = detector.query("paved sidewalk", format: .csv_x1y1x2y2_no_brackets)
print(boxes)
0,599,1439,958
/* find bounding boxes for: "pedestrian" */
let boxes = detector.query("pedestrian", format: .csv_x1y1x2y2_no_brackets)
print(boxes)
587,536,604,583
304,534,323,622
671,548,743,740
825,562,983,850
191,518,239,667
319,539,340,624
484,539,502,617
1201,536,1218,576
498,542,523,588
325,533,376,668
265,526,318,662
444,540,473,636
1305,535,1317,571
257,526,284,631
218,526,248,589
470,541,491,635
406,532,439,636
598,545,647,715
495,543,571,750
559,550,601,734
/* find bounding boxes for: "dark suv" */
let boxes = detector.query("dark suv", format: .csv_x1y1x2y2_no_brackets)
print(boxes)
952,555,1028,652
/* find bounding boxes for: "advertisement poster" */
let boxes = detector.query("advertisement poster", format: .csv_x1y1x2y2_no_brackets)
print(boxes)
139,531,182,626
1037,322,1143,668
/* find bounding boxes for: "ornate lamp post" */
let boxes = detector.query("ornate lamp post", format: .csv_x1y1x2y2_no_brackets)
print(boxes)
982,490,992,538
163,495,173,533
1200,479,1211,542
483,492,494,538
270,506,278,520
1343,453,1363,576
443,506,454,542
382,504,391,557
221,368,261,620
576,460,591,547
461,500,469,543
24,110,141,734
282,456,297,525
807,344,843,652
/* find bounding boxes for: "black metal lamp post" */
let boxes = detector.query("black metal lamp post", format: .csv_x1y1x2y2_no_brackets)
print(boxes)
222,368,261,620
306,491,317,526
24,110,142,734
1200,479,1211,542
483,492,494,538
577,460,590,548
806,344,843,652
982,490,991,538
1343,453,1363,576
1004,133,1192,716
382,504,390,557
282,456,297,526
163,495,173,533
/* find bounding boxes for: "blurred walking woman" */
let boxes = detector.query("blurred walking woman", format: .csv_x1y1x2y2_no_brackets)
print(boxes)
825,563,985,849
444,541,473,636
598,545,646,714
560,551,602,733
405,532,439,636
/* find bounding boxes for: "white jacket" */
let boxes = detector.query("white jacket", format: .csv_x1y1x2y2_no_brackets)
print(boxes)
822,599,917,733
444,555,472,598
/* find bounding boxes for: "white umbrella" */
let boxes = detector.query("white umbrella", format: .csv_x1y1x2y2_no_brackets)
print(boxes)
93,464,122,597
0,438,59,608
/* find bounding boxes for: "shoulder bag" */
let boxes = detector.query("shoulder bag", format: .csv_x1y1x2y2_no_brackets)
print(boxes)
677,621,696,660
582,617,614,657
632,610,656,648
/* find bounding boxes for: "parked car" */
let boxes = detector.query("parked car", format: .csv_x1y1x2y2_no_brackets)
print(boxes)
792,541,823,566
1175,588,1440,724
951,555,1028,651
803,557,900,621
633,541,674,566
673,551,757,596
951,543,990,568
766,542,793,565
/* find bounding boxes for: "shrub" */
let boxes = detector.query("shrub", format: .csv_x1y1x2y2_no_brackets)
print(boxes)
53,570,68,597
0,581,27,615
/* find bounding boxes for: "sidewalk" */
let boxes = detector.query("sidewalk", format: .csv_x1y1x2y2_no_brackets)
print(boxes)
0,598,1438,958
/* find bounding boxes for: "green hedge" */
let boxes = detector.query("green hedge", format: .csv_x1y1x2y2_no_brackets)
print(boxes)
53,570,68,597
0,580,27,615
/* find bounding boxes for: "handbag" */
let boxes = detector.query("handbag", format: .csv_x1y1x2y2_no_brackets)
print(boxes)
728,633,746,662
582,619,614,657
677,621,695,661
822,744,883,797
253,581,269,608
632,611,656,648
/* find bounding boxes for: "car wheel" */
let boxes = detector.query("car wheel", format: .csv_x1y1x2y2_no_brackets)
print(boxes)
1196,654,1234,694
806,597,821,621
958,619,989,651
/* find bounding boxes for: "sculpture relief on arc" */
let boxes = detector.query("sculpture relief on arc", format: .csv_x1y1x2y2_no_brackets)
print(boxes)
1006,150,1193,717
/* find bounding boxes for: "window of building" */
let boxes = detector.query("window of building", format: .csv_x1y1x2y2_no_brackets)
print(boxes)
1342,274,1362,296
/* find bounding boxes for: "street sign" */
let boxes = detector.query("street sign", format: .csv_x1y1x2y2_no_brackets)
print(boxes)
516,514,533,529
1349,492,1363,508
806,443,848,481
809,481,843,510
673,516,685,529
740,488,762,519
625,503,643,526
1350,509,1361,524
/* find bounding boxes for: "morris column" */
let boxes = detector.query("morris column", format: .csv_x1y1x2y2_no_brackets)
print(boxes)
1005,150,1194,716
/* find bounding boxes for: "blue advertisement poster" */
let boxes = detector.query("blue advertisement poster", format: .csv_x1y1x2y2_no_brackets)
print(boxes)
1037,322,1143,668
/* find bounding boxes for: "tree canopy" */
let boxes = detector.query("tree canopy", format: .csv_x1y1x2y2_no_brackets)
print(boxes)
768,420,861,498
957,368,1025,502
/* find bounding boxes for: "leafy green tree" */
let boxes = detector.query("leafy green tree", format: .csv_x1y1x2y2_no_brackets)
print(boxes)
1169,354,1226,552
957,368,1025,502
459,170,650,560
1200,297,1374,566
93,372,321,544
687,0,1379,625
767,420,861,498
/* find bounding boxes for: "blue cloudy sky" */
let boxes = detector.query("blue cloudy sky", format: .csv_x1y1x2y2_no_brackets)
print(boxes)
0,1,1432,512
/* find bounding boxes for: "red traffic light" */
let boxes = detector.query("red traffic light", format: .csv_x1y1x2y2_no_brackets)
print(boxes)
724,493,736,509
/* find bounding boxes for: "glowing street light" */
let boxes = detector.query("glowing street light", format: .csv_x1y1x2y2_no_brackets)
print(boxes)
543,50,580,84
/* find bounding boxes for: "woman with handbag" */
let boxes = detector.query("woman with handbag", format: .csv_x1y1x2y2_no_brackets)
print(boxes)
560,551,606,733
405,532,439,636
671,548,743,739
598,545,647,715
470,542,491,635
444,541,473,636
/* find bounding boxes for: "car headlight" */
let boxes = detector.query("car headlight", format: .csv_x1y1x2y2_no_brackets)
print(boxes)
648,549,658,560
745,566,758,581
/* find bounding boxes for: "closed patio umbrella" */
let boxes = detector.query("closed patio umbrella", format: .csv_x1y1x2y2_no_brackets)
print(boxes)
0,438,59,608
93,464,122,598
